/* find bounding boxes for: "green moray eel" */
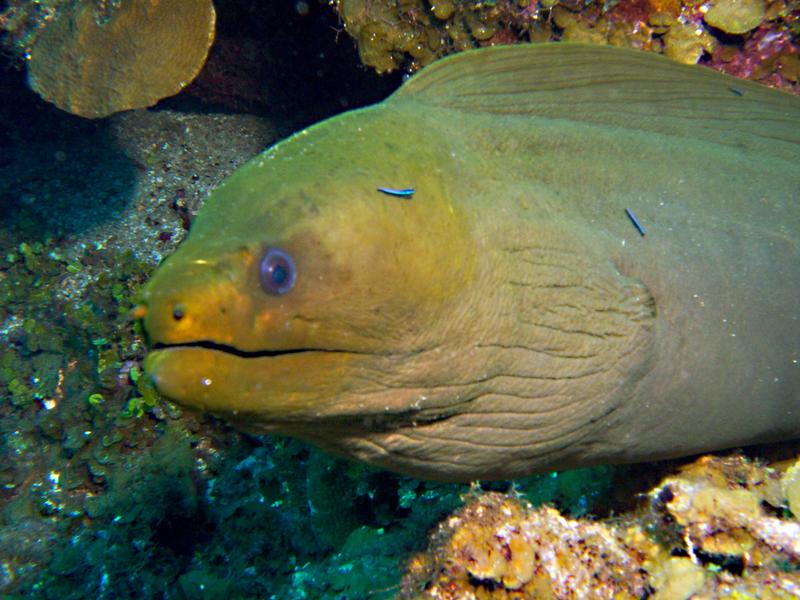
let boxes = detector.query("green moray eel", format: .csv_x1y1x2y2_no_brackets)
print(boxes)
139,43,800,482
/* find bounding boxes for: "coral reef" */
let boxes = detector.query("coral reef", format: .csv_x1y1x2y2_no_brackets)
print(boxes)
4,0,796,119
402,453,800,598
1,2,799,598
332,0,800,93
12,0,216,118
402,492,648,598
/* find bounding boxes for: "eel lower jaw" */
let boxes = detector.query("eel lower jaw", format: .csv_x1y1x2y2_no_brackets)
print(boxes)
143,344,361,418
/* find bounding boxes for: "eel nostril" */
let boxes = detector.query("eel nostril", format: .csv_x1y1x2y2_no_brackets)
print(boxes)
172,304,186,321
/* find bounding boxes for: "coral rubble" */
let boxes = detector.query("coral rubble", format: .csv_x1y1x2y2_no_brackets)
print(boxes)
402,453,800,598
24,0,216,118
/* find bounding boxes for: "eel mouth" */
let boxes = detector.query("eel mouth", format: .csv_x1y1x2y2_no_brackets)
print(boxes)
151,340,319,359
143,342,358,416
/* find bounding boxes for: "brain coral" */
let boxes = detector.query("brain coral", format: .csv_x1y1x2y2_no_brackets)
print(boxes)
27,0,216,118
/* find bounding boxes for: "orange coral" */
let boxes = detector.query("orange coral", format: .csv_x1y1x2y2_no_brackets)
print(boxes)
402,453,800,599
27,0,216,118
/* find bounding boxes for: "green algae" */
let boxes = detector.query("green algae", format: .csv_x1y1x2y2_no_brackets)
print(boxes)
0,236,151,416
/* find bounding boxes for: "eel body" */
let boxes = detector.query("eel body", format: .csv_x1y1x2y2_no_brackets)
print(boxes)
139,44,800,481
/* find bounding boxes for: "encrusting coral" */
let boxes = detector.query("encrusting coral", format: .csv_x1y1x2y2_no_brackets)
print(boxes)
401,453,800,599
26,0,216,118
332,0,800,93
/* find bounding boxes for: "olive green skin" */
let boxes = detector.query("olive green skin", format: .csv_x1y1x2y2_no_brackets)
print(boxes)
142,44,800,481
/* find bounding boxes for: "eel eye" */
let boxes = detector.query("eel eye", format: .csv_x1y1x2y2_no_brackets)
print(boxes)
259,247,296,295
